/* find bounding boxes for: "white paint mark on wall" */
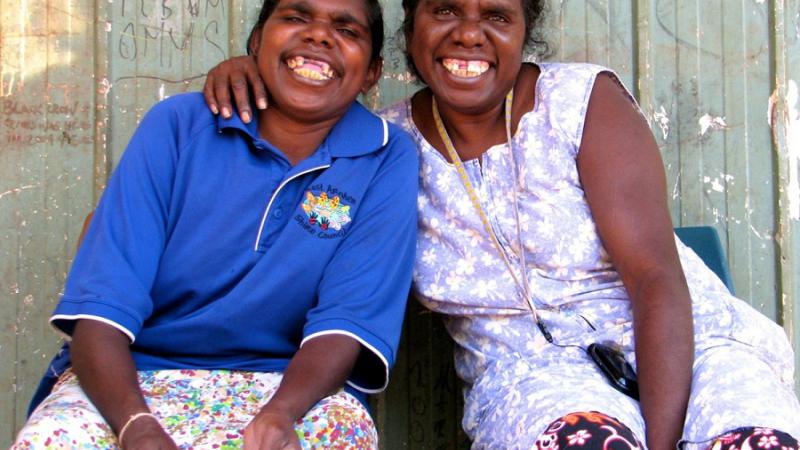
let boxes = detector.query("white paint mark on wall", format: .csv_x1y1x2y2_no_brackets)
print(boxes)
704,176,724,193
672,172,681,200
98,78,112,99
158,84,166,100
750,223,767,240
786,80,799,220
703,173,734,193
699,114,728,135
0,184,37,200
382,71,416,83
653,106,670,140
18,0,28,84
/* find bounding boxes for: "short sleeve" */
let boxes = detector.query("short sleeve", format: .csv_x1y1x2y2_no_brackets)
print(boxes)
302,128,419,393
50,99,182,341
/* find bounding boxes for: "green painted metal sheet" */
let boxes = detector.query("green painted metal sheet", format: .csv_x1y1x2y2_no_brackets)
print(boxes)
2,0,799,447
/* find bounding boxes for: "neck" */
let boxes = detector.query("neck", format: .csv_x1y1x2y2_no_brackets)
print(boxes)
412,64,540,163
258,107,340,166
423,91,508,162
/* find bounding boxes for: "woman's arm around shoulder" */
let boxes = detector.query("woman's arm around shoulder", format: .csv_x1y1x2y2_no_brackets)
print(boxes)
577,72,694,450
203,55,267,123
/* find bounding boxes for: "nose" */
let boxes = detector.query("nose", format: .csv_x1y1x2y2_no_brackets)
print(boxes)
302,21,334,48
452,18,486,48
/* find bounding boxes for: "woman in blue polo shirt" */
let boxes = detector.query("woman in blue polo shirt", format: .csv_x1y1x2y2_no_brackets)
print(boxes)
14,0,417,448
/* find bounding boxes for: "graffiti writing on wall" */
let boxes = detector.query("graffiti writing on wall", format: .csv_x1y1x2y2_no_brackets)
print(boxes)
116,0,227,69
2,99,92,147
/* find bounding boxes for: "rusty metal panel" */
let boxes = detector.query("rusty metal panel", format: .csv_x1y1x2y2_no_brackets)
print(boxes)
1,0,97,442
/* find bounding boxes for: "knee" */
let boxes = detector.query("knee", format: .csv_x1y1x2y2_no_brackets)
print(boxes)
708,427,798,450
297,394,378,449
14,420,117,449
535,411,644,450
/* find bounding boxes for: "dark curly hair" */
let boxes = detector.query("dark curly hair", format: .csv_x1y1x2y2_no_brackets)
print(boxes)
246,0,385,62
400,0,548,80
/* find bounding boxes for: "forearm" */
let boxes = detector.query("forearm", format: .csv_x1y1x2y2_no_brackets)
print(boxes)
629,273,694,450
71,319,149,433
260,334,361,420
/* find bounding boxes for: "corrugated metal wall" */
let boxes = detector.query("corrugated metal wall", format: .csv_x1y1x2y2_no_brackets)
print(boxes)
2,0,798,446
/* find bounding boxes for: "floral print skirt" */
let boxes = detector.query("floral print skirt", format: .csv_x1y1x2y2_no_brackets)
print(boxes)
14,369,377,449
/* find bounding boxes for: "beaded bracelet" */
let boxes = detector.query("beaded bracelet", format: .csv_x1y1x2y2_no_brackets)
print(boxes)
117,412,157,445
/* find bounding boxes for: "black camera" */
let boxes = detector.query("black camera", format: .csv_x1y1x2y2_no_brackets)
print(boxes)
587,343,639,400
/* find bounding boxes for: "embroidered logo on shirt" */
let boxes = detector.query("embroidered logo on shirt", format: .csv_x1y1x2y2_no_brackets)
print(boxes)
301,191,352,232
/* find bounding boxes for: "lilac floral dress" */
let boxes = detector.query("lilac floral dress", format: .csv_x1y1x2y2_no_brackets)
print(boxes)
380,63,800,450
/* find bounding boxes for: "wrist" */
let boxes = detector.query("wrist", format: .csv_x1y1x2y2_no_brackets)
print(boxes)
117,412,159,447
256,404,297,426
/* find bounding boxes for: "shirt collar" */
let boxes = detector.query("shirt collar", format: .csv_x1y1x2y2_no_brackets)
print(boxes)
216,101,389,158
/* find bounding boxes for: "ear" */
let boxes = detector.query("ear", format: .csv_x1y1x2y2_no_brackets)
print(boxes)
248,27,263,56
361,57,383,94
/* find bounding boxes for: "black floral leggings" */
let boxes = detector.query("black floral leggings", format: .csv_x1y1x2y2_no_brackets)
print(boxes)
534,412,799,450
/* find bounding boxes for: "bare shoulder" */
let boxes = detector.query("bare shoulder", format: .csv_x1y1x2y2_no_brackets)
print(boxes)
581,71,652,156
587,72,641,121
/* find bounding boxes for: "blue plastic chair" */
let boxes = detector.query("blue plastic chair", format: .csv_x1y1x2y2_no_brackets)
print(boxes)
674,226,734,294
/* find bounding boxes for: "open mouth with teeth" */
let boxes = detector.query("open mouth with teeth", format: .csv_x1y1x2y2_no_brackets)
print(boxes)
286,56,336,81
442,58,490,78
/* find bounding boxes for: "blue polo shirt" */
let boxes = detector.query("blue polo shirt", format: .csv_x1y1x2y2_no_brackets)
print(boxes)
50,93,418,393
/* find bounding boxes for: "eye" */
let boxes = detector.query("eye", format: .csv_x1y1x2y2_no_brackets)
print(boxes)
433,6,455,16
337,27,359,38
487,13,510,23
284,15,305,23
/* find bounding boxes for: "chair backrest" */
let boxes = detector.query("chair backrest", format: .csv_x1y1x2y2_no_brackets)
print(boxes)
674,226,735,294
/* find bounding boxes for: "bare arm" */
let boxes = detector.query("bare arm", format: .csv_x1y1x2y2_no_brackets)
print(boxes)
71,319,177,449
202,55,268,123
577,73,693,450
243,334,361,450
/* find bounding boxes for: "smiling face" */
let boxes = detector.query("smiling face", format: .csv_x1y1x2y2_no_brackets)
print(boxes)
249,0,382,123
407,0,527,114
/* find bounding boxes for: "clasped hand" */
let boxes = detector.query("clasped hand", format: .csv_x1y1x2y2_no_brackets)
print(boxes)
243,410,303,450
119,409,300,449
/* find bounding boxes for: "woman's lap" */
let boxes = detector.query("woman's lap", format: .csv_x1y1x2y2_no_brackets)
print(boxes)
466,337,800,450
14,369,377,449
465,359,645,449
680,343,800,449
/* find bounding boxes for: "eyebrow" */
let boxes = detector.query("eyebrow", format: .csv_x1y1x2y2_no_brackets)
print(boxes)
330,11,368,30
278,1,369,30
479,0,518,16
278,1,313,15
425,0,458,7
484,5,516,18
426,0,518,12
